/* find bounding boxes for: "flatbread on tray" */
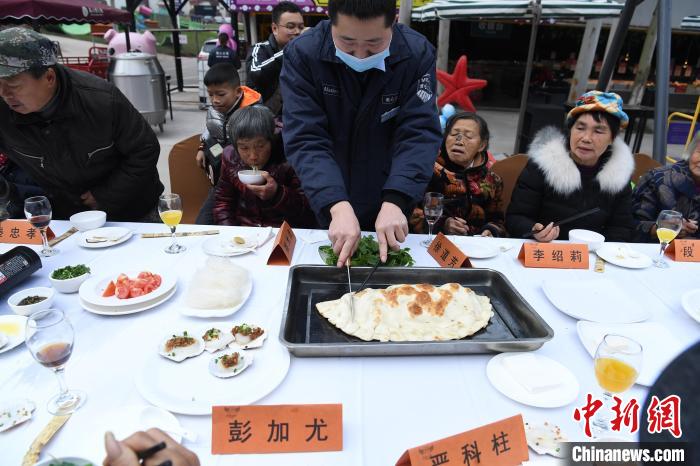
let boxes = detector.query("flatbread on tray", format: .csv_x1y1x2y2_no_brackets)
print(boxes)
316,283,494,342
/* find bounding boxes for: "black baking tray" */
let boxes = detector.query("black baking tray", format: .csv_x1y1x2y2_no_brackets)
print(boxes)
279,265,553,357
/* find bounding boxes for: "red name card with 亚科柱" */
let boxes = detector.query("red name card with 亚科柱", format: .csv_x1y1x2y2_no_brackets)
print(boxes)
395,414,528,466
212,404,342,454
517,242,589,269
428,232,472,268
665,240,700,262
0,219,54,245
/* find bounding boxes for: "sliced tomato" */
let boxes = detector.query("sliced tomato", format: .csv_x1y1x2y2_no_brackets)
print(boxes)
116,273,129,284
143,283,156,294
138,271,153,279
152,275,162,287
116,285,130,299
102,281,116,297
133,278,148,289
129,287,145,298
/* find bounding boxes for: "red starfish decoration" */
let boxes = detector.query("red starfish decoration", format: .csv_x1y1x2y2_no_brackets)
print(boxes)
437,55,488,112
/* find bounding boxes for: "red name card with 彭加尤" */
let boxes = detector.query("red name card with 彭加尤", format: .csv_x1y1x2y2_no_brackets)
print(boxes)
0,220,54,245
517,242,589,269
212,404,342,454
428,232,472,268
266,221,297,265
665,240,700,262
395,414,528,466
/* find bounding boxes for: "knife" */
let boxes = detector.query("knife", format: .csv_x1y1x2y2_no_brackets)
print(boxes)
346,260,355,322
523,207,601,239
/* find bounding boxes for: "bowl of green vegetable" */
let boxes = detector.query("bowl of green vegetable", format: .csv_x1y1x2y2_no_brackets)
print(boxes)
318,235,415,267
7,286,55,316
35,457,95,466
49,264,91,294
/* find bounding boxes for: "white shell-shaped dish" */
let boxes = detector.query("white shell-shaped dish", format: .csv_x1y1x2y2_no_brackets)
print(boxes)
202,328,235,353
159,333,205,362
208,349,253,378
230,324,267,349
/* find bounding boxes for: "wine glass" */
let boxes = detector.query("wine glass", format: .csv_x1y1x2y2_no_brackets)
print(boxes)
591,334,642,436
654,210,683,268
25,309,86,415
158,193,186,254
24,196,57,257
420,192,444,247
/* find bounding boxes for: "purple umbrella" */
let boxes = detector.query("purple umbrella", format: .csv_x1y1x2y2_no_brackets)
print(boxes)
0,0,132,24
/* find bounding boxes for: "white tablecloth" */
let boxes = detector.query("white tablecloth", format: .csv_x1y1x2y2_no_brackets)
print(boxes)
1,221,698,465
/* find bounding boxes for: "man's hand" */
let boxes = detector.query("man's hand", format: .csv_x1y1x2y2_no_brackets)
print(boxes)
328,201,360,267
245,173,279,201
81,191,99,210
532,222,560,242
678,218,698,239
444,217,468,235
375,202,408,263
195,150,206,170
103,428,200,466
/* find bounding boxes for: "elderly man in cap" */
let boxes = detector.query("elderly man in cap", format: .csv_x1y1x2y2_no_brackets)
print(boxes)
0,27,163,220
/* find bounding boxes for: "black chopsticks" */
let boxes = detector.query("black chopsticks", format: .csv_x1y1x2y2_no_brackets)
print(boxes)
523,207,601,239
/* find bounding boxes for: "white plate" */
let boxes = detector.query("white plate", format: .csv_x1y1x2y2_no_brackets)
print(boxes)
0,398,35,433
135,325,290,415
460,243,500,259
542,279,650,323
576,321,685,386
680,289,700,324
596,244,653,269
78,227,133,249
179,279,252,318
79,270,176,307
0,315,28,355
486,352,580,408
80,286,176,316
202,227,273,257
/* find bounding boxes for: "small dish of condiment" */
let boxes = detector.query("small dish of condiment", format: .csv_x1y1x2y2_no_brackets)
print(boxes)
8,286,55,316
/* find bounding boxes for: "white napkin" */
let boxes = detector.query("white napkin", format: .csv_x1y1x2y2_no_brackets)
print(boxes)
300,231,328,244
501,353,563,394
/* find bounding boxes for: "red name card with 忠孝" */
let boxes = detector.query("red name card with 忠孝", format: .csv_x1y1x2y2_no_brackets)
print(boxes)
212,404,342,454
428,232,472,268
396,414,528,466
666,240,700,262
0,219,54,245
517,243,589,269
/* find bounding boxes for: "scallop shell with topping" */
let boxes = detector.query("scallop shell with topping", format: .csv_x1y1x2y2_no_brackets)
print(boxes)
202,327,234,353
208,348,253,378
159,331,205,362
230,323,267,349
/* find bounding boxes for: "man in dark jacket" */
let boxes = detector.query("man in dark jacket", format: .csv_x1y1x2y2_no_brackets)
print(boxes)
0,27,163,221
208,32,241,70
247,1,304,115
280,0,442,266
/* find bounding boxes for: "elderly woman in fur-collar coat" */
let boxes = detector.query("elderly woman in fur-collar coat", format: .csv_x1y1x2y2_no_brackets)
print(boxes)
506,91,635,242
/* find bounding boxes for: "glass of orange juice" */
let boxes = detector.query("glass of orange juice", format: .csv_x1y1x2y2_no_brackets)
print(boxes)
654,210,682,268
592,334,642,436
158,193,186,254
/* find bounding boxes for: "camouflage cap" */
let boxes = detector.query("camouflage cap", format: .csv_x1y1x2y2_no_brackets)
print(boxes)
0,27,57,79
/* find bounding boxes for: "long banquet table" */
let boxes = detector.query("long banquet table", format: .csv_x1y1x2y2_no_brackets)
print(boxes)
1,221,699,465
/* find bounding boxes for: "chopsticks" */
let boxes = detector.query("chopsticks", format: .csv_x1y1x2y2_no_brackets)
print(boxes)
357,262,380,293
523,208,601,239
48,227,78,247
141,230,219,238
346,261,355,321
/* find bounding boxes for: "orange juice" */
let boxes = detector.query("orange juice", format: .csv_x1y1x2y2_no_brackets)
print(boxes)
595,357,638,393
160,209,182,227
656,227,678,244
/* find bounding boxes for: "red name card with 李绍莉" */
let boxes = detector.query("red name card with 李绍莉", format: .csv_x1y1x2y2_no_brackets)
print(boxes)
396,414,528,466
212,404,342,454
0,219,54,245
517,242,589,269
428,232,472,268
665,240,700,262
266,221,297,265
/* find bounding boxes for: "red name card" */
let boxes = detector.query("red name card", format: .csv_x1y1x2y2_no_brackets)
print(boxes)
212,404,342,454
428,232,472,268
266,221,297,265
396,414,528,466
517,242,589,268
0,220,54,245
666,240,700,262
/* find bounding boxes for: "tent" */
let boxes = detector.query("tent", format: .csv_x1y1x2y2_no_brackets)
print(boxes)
0,0,132,24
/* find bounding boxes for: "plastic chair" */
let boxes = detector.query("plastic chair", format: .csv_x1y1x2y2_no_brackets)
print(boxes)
490,154,529,213
168,135,211,224
632,153,662,186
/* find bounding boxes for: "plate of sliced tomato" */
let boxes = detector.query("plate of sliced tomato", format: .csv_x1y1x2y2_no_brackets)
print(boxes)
79,270,177,307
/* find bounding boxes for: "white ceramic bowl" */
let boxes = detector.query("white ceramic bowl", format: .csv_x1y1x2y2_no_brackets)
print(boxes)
70,210,106,231
7,286,55,316
568,229,605,251
681,289,700,324
50,270,91,294
35,457,94,466
238,170,266,185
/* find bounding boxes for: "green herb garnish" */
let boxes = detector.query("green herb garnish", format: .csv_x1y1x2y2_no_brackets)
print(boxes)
318,235,415,267
51,264,90,280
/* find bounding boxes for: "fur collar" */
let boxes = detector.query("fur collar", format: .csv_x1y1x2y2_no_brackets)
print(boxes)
528,126,634,195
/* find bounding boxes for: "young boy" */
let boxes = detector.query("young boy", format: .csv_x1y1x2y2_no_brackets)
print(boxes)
195,63,261,224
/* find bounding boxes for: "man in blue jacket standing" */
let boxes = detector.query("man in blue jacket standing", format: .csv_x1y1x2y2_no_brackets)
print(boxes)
280,0,441,266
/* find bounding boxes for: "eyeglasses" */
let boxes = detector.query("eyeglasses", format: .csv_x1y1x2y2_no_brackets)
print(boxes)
279,23,305,32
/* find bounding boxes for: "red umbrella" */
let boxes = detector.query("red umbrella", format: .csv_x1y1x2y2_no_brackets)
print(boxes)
0,0,132,24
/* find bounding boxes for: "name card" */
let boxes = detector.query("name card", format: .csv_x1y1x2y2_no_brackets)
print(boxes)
396,414,528,466
212,404,342,454
0,220,54,245
266,221,297,265
666,240,700,262
428,232,472,268
517,242,589,269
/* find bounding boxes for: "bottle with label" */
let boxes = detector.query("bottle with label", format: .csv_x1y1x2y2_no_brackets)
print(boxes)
0,246,42,296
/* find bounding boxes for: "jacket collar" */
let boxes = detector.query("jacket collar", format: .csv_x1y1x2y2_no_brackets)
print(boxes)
267,33,280,53
436,152,488,178
528,126,634,195
318,20,412,68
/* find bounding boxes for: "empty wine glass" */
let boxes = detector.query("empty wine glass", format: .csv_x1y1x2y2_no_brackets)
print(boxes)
420,192,444,247
25,309,86,415
158,193,186,254
24,196,57,257
654,210,682,268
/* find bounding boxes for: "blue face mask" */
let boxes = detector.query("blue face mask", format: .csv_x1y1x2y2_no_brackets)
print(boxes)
335,42,391,73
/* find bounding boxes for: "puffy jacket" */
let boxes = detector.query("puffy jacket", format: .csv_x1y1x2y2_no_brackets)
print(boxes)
506,127,635,241
246,34,283,114
280,20,442,229
0,65,163,220
201,86,262,147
